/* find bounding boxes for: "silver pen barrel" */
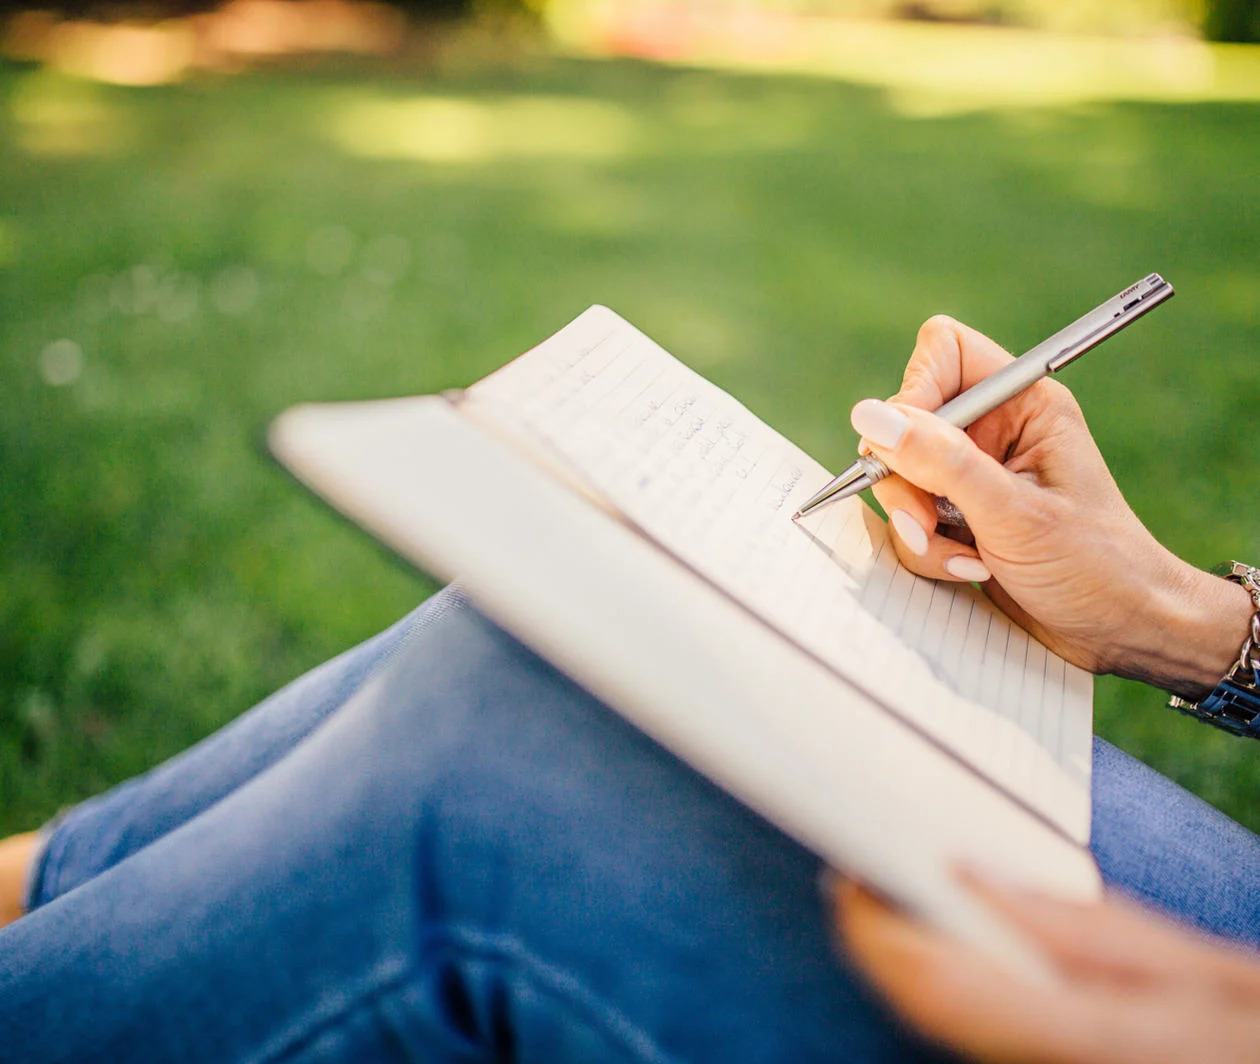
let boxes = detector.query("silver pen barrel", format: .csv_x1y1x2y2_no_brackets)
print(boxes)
792,273,1173,521
934,273,1172,429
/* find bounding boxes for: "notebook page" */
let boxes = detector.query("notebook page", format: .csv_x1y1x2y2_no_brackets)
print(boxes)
469,306,1093,841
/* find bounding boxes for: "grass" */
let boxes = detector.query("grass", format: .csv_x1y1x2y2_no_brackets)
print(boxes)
2,42,1259,836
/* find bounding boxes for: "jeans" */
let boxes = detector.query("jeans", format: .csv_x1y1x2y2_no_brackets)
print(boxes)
2,588,1257,1063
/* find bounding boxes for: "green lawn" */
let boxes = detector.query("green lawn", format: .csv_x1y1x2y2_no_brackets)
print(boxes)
2,46,1259,836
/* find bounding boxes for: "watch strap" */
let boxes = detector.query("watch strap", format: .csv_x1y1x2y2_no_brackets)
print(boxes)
1169,683,1260,738
1166,562,1260,740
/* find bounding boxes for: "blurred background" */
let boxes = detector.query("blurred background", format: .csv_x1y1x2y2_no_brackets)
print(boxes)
2,0,1258,836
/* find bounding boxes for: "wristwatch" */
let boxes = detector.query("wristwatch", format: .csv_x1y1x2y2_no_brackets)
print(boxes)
1167,561,1260,739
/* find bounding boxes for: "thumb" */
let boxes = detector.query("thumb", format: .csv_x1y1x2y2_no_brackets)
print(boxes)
851,398,1022,526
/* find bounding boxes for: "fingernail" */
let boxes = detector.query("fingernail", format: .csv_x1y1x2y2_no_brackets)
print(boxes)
850,399,909,451
945,556,991,582
890,509,929,555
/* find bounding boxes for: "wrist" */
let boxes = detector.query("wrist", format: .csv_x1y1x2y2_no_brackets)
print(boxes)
1110,553,1255,700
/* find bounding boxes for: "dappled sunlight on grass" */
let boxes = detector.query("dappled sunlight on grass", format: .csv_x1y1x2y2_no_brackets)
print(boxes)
325,92,645,162
8,70,133,155
528,175,661,238
322,75,842,169
983,113,1164,213
549,6,1260,114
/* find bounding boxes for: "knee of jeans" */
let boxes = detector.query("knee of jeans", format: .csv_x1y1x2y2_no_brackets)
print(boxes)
294,603,602,874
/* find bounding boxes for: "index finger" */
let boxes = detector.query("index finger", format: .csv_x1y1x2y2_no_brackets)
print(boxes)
894,316,1017,412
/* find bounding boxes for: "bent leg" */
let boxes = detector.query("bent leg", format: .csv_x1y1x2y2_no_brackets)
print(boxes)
29,588,465,909
14,593,1255,1061
1,601,942,1063
1090,737,1260,949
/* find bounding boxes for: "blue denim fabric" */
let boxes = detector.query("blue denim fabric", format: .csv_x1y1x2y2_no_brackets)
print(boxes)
26,591,463,910
2,588,1257,1063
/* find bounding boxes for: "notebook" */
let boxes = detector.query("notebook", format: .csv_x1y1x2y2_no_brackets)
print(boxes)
269,305,1100,972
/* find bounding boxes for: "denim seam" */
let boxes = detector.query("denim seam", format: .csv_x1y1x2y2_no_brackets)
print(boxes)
253,929,667,1064
371,584,467,677
251,967,419,1064
413,924,674,1064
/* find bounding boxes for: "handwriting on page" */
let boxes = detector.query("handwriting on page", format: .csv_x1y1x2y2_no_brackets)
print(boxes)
472,308,1091,835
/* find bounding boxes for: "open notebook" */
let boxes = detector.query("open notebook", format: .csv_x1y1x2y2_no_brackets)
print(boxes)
270,306,1100,971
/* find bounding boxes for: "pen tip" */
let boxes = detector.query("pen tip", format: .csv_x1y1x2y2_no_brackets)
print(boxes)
790,510,803,522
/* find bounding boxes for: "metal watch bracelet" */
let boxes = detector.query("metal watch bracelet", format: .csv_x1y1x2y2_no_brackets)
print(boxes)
1166,561,1260,739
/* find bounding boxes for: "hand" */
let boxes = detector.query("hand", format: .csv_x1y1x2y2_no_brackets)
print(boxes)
835,876,1260,1064
850,315,1252,699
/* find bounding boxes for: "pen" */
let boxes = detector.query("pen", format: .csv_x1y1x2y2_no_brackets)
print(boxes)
791,272,1175,521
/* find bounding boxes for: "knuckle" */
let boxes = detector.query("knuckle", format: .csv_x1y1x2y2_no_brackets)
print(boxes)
899,318,963,407
917,314,961,344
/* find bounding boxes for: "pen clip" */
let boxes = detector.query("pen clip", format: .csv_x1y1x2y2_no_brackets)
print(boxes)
1046,274,1174,373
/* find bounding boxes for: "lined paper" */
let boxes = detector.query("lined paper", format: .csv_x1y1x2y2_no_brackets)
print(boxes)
470,306,1092,839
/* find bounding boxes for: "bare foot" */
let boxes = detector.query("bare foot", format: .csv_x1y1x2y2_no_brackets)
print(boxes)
0,832,39,927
